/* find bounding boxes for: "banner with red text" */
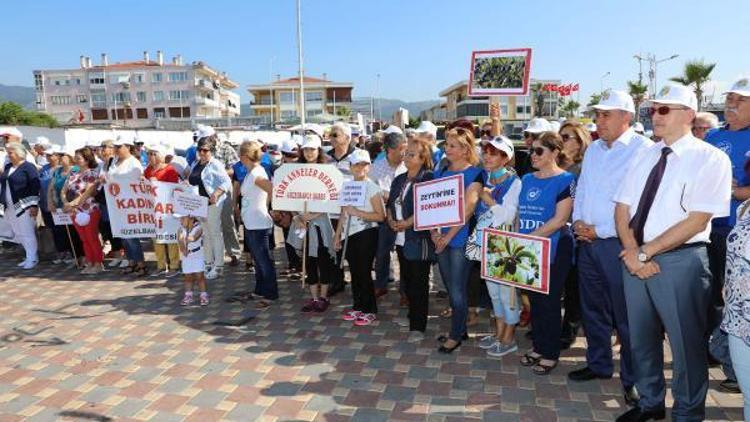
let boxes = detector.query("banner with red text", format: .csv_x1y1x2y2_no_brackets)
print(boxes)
105,179,181,241
413,174,465,231
272,164,344,214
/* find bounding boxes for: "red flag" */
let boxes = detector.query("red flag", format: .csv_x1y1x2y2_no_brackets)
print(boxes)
572,83,580,92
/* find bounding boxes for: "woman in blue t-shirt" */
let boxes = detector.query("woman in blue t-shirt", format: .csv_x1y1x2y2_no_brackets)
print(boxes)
431,127,484,354
517,132,575,375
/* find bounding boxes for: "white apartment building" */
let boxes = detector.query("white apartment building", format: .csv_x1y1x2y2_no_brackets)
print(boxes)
33,51,241,128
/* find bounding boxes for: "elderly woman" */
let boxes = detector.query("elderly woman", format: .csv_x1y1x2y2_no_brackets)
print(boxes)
97,140,126,268
0,143,40,269
105,137,148,276
145,143,181,277
49,147,84,265
432,127,485,354
62,147,103,274
187,135,232,280
39,145,65,263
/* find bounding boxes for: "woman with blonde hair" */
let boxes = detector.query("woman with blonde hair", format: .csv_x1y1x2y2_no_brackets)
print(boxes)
432,127,485,353
558,120,592,177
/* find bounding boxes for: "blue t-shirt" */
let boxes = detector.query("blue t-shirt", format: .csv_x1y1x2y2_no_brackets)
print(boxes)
706,126,750,228
139,150,149,167
475,171,518,218
436,166,485,248
38,163,53,210
518,172,575,261
185,144,197,166
260,153,274,178
232,161,248,184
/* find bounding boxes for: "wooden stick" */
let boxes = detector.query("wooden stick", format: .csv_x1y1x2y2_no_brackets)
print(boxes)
64,224,81,269
339,214,351,269
301,202,308,289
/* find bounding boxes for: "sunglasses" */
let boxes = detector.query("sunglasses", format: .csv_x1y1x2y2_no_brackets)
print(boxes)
147,151,159,156
532,147,547,156
329,133,339,138
692,126,711,131
523,132,539,139
647,105,687,117
481,145,508,158
198,148,211,153
480,129,492,136
561,134,579,142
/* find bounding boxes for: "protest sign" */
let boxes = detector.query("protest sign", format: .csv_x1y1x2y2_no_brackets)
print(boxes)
105,179,156,238
272,164,344,213
338,181,367,207
412,174,464,231
173,189,208,219
468,48,532,96
52,209,73,226
481,228,550,294
153,182,181,243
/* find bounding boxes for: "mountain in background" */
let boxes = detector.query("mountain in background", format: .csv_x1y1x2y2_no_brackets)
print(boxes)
351,97,441,121
0,84,36,109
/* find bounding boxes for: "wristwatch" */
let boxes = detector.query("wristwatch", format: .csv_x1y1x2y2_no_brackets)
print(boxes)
637,247,649,263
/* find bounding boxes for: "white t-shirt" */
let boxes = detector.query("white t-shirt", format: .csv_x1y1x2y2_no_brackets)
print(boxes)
394,181,412,247
240,165,273,230
341,179,381,239
106,155,143,182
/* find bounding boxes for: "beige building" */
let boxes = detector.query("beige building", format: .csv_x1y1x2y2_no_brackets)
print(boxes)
33,51,240,128
248,76,353,123
436,79,562,134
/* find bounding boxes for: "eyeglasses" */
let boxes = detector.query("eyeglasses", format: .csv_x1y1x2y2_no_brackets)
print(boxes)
198,148,211,153
329,133,339,138
480,129,492,136
481,145,508,158
147,151,159,156
692,126,712,132
561,133,579,142
523,132,539,139
532,147,547,156
647,105,687,117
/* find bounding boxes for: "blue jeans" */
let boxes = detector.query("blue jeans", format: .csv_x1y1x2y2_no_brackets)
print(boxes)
122,238,144,262
710,326,736,381
728,335,750,419
245,228,278,300
437,246,471,341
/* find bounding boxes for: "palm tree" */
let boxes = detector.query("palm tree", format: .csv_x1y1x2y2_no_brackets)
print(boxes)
530,82,545,117
559,99,580,118
669,59,716,111
587,93,602,108
627,80,648,121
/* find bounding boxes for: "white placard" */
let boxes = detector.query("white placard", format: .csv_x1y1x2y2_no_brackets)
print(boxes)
173,190,209,219
413,174,465,231
272,164,344,213
52,209,73,226
338,181,367,207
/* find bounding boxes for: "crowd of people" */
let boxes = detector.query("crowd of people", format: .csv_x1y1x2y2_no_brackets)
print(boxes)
1,77,750,421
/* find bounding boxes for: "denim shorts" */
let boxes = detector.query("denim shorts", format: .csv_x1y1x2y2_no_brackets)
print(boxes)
485,280,521,325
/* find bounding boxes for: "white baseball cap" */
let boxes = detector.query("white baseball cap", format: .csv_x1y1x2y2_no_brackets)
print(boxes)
549,121,561,133
113,135,135,146
415,121,438,138
45,144,62,155
725,77,750,97
32,136,51,147
0,127,23,139
281,138,298,154
291,134,304,146
647,84,697,111
348,149,371,165
332,122,352,138
301,135,322,150
482,135,514,159
196,125,216,139
585,122,597,132
525,118,551,134
381,126,403,135
146,143,168,156
86,138,102,148
633,122,645,133
590,90,635,114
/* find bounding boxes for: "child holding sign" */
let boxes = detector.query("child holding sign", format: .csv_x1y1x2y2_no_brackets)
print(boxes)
177,214,208,306
334,150,385,326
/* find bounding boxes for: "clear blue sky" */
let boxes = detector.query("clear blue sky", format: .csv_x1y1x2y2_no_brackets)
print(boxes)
3,0,749,104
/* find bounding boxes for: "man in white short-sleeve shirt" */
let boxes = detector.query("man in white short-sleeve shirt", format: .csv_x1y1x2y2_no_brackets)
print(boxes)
613,85,732,422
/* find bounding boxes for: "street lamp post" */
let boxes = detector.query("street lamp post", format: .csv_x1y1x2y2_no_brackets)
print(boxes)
295,0,306,132
653,54,679,97
600,71,611,94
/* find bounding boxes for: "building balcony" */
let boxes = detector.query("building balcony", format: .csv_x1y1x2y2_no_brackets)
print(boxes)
194,97,218,107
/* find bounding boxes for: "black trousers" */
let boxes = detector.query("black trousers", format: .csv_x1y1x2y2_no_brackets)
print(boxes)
346,228,378,314
305,227,335,285
397,247,431,332
282,226,302,271
706,229,728,331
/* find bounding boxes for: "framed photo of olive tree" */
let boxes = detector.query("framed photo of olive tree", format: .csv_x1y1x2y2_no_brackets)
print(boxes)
468,48,532,96
481,228,550,294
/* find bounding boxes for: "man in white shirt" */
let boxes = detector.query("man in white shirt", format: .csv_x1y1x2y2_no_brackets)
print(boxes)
613,85,732,422
568,91,651,406
370,132,407,298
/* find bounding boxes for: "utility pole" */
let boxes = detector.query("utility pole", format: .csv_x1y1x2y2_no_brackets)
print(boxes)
376,73,381,122
295,0,306,131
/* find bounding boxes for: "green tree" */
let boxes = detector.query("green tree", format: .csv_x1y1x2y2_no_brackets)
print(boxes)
0,101,58,127
559,99,580,118
335,105,351,117
530,82,545,117
587,93,602,108
408,116,421,128
627,80,649,121
669,59,716,111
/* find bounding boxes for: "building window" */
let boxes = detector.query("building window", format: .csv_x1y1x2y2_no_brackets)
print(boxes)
152,73,162,83
111,108,134,120
133,74,145,84
306,109,322,117
153,91,164,102
281,110,296,118
168,72,188,83
136,92,147,103
76,95,88,104
153,108,166,118
75,78,81,85
169,90,189,101
109,73,130,84
91,92,106,107
168,107,190,118
112,92,131,103
136,108,148,119
50,96,71,105
456,103,488,118
91,109,108,120
89,72,105,85
279,92,295,104
305,91,323,102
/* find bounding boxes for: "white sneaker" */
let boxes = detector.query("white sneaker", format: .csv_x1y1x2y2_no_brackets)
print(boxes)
108,258,122,268
22,260,38,270
118,260,131,268
205,269,218,280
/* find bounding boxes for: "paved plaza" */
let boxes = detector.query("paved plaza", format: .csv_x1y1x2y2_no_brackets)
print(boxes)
0,236,744,421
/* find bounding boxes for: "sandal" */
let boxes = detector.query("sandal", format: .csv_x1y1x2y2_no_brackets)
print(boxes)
439,308,453,318
180,292,194,306
255,299,272,310
133,266,148,277
121,265,137,274
532,359,558,375
200,292,209,306
520,352,542,367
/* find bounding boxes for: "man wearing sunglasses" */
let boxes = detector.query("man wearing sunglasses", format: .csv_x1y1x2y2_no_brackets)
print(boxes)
702,78,750,395
569,90,652,408
613,85,732,422
514,117,551,177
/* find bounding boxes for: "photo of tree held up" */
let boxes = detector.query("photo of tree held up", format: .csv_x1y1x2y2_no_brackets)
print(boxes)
468,49,532,95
